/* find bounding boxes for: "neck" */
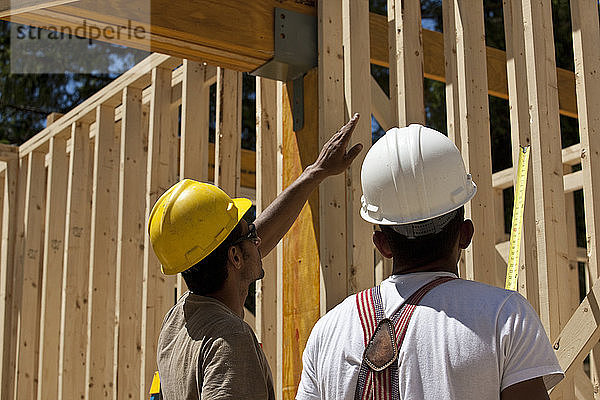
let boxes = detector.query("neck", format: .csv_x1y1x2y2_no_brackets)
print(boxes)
207,278,248,319
391,257,459,276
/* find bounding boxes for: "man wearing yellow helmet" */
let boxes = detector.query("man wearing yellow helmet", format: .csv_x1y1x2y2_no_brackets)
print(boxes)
148,114,363,399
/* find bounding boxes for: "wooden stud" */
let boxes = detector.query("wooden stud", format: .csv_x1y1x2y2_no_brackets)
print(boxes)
318,0,348,311
215,67,242,197
6,157,29,400
281,69,321,400
448,0,496,285
442,0,466,280
36,131,68,400
570,0,600,390
85,104,119,400
387,0,424,125
58,121,92,400
178,60,210,297
13,150,45,400
180,60,209,182
142,66,177,393
503,0,540,309
0,155,18,400
550,166,580,398
275,80,285,400
521,0,569,340
343,0,373,294
115,86,147,400
255,76,278,378
443,0,461,148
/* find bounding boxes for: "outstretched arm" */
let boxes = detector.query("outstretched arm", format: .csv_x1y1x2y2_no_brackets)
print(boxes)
255,113,363,257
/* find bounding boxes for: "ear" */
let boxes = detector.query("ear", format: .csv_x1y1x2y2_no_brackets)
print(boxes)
227,245,244,270
458,219,474,250
373,230,393,259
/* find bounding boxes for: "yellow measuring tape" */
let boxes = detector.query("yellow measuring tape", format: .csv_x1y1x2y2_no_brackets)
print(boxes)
505,145,531,291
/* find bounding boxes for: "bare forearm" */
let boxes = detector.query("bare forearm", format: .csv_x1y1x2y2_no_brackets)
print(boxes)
255,165,325,257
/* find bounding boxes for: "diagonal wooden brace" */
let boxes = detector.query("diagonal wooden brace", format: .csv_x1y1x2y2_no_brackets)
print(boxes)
554,275,600,376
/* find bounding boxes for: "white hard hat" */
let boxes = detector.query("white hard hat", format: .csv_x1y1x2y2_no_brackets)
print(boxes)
360,124,476,226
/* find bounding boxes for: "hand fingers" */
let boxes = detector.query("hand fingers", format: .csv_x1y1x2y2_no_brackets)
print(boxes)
344,143,363,165
336,113,360,145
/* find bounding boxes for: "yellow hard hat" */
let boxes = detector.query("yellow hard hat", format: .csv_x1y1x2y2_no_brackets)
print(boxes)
148,179,252,275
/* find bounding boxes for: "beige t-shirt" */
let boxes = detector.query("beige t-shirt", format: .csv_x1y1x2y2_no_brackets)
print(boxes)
158,292,275,400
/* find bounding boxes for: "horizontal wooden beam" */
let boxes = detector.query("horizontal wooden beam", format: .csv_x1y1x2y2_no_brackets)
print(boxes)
0,0,76,18
5,3,577,118
368,13,577,118
492,143,583,189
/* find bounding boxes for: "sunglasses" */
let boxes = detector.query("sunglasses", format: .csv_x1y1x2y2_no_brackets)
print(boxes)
231,223,260,246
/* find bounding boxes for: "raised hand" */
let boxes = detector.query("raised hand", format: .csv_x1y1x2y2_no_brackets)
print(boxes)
310,113,364,179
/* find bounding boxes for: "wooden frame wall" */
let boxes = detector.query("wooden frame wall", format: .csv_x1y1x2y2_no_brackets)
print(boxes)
1,1,600,399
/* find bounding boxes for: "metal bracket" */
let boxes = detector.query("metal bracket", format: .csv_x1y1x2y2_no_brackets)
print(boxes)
250,8,317,131
292,75,304,131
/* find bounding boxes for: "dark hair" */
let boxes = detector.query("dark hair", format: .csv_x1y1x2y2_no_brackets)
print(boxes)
181,222,243,295
380,207,464,269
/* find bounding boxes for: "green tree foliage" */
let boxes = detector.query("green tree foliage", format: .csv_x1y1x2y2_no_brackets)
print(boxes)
0,20,148,145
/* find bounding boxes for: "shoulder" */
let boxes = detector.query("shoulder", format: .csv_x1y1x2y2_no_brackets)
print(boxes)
440,278,518,308
306,293,361,347
166,294,253,340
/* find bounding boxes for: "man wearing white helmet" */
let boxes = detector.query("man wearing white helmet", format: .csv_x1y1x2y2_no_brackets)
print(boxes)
296,125,563,400
148,115,363,399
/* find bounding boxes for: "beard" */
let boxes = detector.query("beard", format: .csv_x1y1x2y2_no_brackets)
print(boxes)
241,247,263,282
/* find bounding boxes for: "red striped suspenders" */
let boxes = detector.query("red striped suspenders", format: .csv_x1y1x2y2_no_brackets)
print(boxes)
354,277,456,400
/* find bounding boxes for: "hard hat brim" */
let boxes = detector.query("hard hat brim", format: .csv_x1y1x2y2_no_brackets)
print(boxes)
360,181,477,226
232,197,253,222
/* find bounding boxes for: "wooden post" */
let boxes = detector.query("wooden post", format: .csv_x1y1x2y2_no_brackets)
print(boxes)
442,0,466,279
115,86,147,400
0,153,18,400
571,0,600,392
86,104,119,399
255,76,278,379
178,60,210,297
14,150,45,400
180,60,209,182
37,131,69,400
143,66,177,393
318,0,348,311
276,81,285,400
443,0,461,145
387,0,425,125
59,121,92,400
215,67,242,197
280,70,321,400
520,0,570,342
445,0,496,285
343,0,373,293
502,0,540,308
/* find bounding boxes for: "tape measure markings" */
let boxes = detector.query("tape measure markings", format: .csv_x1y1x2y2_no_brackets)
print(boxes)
505,145,531,292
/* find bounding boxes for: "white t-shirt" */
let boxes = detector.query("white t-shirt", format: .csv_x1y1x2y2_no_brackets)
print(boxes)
297,272,563,400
